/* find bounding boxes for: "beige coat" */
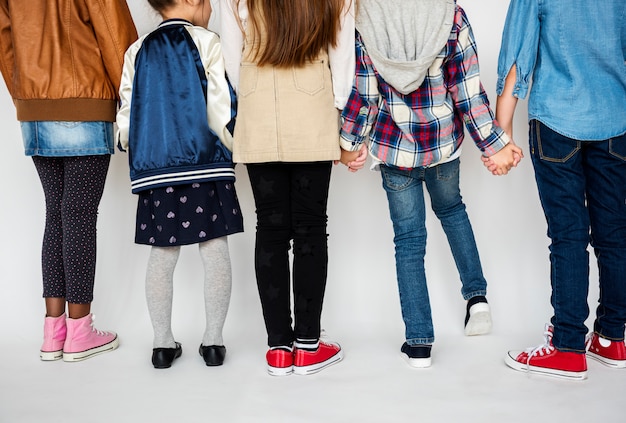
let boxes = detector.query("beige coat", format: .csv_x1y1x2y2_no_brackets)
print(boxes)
233,25,341,164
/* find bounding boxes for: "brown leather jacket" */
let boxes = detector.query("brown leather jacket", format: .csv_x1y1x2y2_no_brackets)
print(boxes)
0,0,137,122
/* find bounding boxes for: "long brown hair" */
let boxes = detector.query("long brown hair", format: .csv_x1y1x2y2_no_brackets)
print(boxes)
237,0,347,67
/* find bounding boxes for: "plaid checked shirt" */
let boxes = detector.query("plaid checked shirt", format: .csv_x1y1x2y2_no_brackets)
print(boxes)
340,6,509,169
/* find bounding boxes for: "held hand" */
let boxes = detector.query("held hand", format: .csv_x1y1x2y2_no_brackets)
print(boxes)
481,155,498,174
482,141,523,176
347,144,368,172
338,144,367,172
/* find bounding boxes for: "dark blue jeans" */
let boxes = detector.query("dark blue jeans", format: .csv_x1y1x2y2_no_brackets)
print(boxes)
247,162,332,347
530,120,626,352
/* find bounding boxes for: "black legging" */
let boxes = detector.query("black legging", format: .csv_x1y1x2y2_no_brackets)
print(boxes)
32,155,110,304
247,161,332,347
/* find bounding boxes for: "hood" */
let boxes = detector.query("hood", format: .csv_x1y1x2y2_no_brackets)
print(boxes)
356,0,455,94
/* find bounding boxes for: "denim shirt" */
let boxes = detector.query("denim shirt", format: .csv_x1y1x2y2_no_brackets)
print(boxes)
496,0,626,141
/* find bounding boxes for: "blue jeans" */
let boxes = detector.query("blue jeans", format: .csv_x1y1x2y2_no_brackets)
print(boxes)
380,159,487,345
530,120,626,352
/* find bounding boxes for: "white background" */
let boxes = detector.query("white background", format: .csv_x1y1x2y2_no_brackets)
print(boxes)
0,0,571,348
0,2,617,422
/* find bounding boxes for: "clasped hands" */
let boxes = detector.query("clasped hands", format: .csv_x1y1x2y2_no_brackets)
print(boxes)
481,141,523,176
336,144,368,172
336,141,523,176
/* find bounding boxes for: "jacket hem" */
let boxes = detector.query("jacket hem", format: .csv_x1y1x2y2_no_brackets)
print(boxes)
130,166,236,194
234,150,340,164
15,99,117,122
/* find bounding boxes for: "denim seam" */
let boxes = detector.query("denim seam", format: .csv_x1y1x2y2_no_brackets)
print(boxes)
406,337,435,345
462,290,487,301
381,166,415,191
552,345,586,354
537,124,580,163
608,138,626,160
593,331,625,342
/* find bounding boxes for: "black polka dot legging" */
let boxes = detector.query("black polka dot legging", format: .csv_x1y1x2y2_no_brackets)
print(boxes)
32,155,110,304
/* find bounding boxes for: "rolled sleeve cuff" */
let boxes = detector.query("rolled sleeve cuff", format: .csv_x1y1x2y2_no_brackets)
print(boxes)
480,128,511,157
339,130,365,152
496,75,529,100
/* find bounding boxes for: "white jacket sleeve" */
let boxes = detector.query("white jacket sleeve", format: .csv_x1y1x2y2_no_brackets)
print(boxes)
329,0,355,110
116,38,143,151
189,27,235,152
217,0,246,92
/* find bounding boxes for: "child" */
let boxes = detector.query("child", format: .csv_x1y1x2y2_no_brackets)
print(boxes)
0,0,137,362
117,0,243,369
340,0,522,368
490,0,626,380
219,0,355,376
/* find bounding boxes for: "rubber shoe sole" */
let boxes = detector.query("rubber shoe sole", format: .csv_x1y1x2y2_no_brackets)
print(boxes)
401,352,431,368
63,336,119,362
504,351,587,380
40,349,63,361
293,350,343,375
586,335,626,369
266,348,294,376
464,302,492,336
587,350,626,368
268,365,294,376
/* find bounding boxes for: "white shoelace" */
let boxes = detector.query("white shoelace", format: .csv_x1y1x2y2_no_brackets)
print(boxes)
523,324,554,370
89,315,107,336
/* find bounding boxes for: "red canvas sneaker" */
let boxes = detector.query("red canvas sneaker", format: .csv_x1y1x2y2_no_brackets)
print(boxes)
266,348,294,376
586,333,626,369
505,325,587,380
293,339,343,375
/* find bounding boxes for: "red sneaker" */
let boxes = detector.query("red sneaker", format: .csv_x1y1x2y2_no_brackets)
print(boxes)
586,333,626,368
293,339,343,375
505,325,587,380
266,348,294,376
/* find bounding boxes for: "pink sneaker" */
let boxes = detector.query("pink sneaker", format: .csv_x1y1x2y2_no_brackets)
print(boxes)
266,348,294,376
40,315,66,361
505,325,587,380
293,339,343,375
586,333,626,368
63,314,119,362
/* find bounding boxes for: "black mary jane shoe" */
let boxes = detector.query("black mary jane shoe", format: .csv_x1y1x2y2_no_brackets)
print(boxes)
152,342,182,369
199,344,226,366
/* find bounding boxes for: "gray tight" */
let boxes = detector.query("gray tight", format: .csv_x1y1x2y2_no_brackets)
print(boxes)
145,237,232,348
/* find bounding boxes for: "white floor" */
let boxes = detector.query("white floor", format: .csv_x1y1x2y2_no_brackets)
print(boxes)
1,324,624,423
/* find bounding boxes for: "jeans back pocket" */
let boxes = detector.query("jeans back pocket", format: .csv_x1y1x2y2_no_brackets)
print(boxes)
609,133,626,161
532,120,580,163
381,165,415,192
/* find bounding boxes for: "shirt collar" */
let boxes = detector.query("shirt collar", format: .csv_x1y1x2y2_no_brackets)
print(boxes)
158,18,193,29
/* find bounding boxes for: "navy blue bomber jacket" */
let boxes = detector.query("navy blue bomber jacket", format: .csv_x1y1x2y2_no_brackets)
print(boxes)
117,19,237,194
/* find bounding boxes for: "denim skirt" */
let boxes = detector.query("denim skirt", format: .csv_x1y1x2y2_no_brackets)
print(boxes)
20,121,114,156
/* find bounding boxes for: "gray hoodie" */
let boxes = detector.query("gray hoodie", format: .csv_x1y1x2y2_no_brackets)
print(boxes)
356,0,455,95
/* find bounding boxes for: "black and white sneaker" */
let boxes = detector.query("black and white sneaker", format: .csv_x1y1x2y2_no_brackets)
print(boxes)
400,342,432,368
464,296,492,336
